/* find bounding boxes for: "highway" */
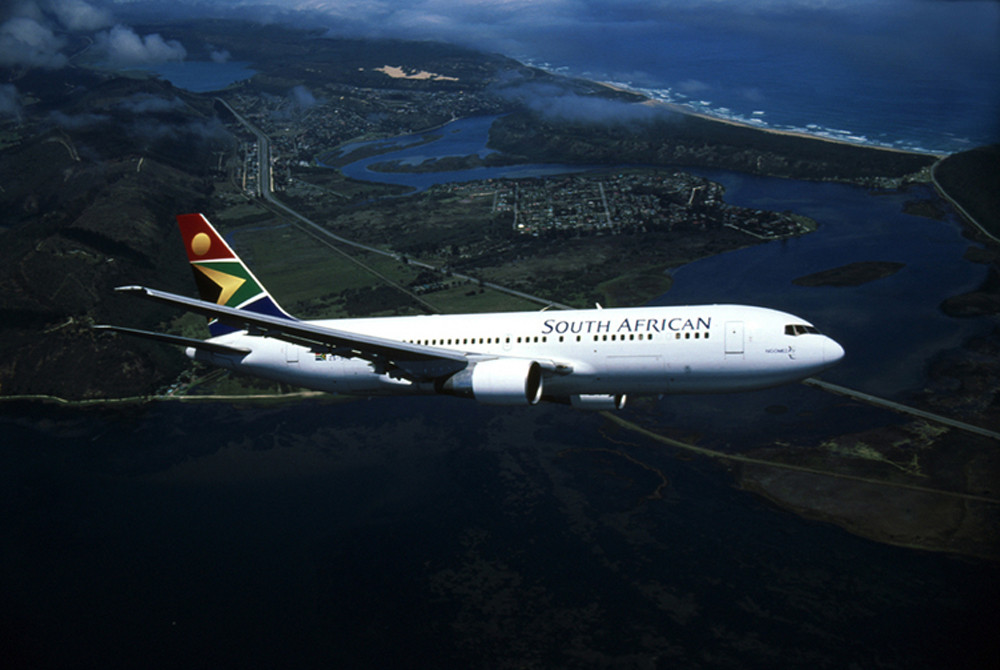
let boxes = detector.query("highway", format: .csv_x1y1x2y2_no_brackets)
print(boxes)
804,378,999,441
931,158,999,245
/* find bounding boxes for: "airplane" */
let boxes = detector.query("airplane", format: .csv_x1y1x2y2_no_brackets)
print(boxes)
96,213,845,410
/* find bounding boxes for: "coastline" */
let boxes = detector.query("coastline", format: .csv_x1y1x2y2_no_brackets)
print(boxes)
595,80,947,159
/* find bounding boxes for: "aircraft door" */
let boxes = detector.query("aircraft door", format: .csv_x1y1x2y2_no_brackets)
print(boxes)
725,321,744,355
285,343,300,364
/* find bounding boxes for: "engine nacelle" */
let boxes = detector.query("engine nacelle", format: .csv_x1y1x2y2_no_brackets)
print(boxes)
440,359,543,405
568,394,627,410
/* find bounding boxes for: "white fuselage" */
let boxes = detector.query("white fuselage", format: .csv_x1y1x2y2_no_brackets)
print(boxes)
189,304,844,402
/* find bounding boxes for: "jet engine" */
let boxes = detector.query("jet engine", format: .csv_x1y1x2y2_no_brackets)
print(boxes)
440,359,543,405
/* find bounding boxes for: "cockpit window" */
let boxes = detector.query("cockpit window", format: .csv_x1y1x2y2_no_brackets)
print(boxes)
785,324,821,336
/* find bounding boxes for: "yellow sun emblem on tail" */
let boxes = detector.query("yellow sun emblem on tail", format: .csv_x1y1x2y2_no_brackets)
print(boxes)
191,232,212,256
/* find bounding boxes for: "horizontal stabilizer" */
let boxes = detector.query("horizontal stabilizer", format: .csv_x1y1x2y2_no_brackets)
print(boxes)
93,324,251,356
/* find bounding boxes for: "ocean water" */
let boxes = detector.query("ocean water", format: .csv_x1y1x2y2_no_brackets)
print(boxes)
513,4,1000,154
144,2,998,155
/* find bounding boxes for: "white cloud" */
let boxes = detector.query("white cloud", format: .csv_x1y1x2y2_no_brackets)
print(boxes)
0,16,68,68
49,110,111,128
95,24,187,66
47,0,113,31
291,85,317,108
116,93,186,113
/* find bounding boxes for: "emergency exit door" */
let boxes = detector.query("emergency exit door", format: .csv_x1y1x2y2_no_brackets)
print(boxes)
725,321,744,355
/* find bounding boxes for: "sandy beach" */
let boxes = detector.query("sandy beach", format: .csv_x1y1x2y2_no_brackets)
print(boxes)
597,81,945,158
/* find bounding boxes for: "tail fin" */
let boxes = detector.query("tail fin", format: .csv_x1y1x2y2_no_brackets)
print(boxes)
177,213,294,336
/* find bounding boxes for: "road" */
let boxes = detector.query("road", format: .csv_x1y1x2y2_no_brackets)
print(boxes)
930,157,999,244
804,378,999,441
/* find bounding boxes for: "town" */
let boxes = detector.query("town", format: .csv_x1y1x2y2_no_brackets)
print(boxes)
217,92,813,243
488,171,813,239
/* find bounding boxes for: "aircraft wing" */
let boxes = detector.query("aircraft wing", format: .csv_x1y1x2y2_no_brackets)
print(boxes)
113,285,571,381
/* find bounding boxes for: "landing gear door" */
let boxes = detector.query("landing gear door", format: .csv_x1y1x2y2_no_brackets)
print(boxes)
725,321,744,355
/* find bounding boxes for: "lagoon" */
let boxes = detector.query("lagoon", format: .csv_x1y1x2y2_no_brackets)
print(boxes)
326,115,603,192
143,60,256,93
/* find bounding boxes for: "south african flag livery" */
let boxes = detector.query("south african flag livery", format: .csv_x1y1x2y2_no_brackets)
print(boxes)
177,213,294,336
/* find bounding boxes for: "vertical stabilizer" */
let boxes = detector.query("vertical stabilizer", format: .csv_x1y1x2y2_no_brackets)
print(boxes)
176,213,294,336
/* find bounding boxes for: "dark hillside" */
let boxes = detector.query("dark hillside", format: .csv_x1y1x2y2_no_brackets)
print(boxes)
492,112,937,184
934,145,1000,240
158,20,536,93
0,76,230,399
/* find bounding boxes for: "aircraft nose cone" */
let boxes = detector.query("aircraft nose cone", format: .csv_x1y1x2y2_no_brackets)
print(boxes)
823,338,845,365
